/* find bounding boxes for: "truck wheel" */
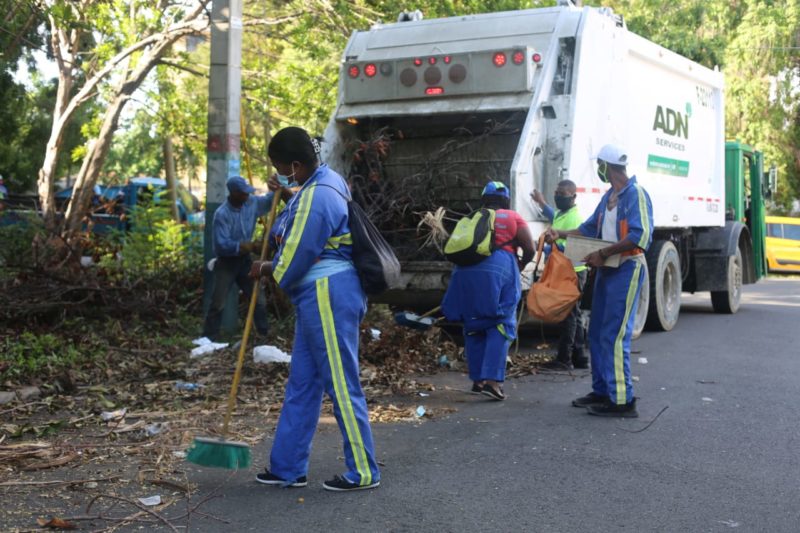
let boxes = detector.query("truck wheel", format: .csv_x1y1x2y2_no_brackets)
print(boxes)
645,240,682,331
711,246,743,314
631,262,649,339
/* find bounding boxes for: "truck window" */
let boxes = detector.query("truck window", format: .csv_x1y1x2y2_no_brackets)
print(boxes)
767,223,782,238
782,223,800,241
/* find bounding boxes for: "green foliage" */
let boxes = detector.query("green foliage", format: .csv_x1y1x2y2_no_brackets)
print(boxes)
0,332,84,382
0,212,46,271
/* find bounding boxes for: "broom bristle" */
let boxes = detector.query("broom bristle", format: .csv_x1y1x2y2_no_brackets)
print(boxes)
186,437,251,469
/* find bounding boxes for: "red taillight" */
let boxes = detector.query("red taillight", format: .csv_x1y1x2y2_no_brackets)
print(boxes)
428,57,437,65
532,52,542,63
413,58,423,67
512,50,525,65
348,65,359,78
492,52,507,67
364,63,377,77
425,87,444,95
443,55,452,64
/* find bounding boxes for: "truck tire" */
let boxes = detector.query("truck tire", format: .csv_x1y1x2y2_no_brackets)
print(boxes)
644,240,682,331
711,246,743,314
631,262,649,339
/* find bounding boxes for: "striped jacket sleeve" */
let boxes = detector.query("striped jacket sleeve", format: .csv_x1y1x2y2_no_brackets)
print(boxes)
624,184,654,251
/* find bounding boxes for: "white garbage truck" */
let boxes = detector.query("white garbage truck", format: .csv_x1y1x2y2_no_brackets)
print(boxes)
320,3,771,335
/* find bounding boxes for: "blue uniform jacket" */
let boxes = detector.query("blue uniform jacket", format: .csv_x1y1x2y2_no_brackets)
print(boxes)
578,176,654,254
212,194,270,257
270,164,353,291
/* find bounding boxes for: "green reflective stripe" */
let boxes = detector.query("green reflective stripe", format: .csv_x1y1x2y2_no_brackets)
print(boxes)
316,278,371,485
554,207,586,272
613,262,642,405
324,232,353,250
496,324,511,341
274,187,316,283
636,186,651,249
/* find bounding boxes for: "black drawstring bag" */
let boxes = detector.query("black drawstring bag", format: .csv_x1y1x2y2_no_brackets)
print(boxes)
318,184,401,295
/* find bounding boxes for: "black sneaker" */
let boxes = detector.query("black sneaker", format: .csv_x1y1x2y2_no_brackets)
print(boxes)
571,392,607,408
255,469,307,487
322,475,380,492
481,383,505,401
470,382,483,394
586,398,639,418
540,359,573,371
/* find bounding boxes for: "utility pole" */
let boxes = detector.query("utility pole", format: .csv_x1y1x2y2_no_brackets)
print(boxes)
204,0,243,335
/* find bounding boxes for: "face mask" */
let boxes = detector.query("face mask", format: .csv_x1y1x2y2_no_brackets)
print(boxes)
554,195,574,211
276,163,297,186
597,161,609,183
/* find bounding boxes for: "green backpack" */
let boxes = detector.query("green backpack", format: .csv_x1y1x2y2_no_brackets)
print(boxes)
444,208,497,266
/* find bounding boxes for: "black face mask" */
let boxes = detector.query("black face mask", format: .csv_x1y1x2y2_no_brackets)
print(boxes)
554,195,574,211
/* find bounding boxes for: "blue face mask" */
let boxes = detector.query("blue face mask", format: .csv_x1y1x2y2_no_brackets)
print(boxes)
276,173,292,187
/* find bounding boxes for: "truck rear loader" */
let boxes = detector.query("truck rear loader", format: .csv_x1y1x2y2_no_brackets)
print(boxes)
320,4,774,335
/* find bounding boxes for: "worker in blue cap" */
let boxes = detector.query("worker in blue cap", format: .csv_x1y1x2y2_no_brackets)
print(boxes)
201,176,273,341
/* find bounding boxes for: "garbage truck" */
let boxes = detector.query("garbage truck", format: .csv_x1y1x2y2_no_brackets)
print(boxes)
320,3,774,336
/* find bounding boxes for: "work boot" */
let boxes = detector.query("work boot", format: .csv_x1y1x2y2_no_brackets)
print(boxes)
571,392,607,408
586,398,639,418
540,358,573,371
572,349,589,369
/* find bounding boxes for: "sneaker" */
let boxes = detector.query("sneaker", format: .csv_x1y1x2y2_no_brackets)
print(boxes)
255,469,307,487
322,475,380,492
586,398,639,418
481,383,506,401
540,359,573,371
470,382,483,394
571,392,608,408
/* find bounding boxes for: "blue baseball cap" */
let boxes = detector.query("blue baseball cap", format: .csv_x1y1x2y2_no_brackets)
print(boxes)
482,181,510,198
226,176,255,194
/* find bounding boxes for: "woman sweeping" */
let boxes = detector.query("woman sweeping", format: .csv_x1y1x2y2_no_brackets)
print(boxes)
442,181,535,400
250,127,380,491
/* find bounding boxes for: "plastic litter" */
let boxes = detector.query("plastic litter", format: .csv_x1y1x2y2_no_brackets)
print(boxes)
207,258,217,271
172,450,186,459
145,423,167,437
437,355,449,367
702,397,714,402
190,337,229,359
253,345,292,364
369,328,381,340
138,495,162,507
418,392,430,397
637,357,648,364
415,406,426,418
174,381,204,392
100,408,127,422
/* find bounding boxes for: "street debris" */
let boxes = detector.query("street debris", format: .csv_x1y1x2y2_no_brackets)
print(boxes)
137,494,162,506
190,337,229,359
100,408,127,422
702,397,714,402
174,381,204,391
369,328,381,340
253,345,292,364
415,406,427,418
637,357,648,364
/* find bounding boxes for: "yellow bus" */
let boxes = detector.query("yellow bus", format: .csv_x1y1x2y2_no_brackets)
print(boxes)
766,216,800,273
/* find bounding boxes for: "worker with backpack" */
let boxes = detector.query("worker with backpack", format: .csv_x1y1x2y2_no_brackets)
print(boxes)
441,181,535,400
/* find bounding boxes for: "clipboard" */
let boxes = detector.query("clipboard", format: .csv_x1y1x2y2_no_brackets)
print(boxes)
564,235,621,267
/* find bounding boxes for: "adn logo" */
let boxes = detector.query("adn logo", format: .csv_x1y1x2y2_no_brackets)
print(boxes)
653,105,689,139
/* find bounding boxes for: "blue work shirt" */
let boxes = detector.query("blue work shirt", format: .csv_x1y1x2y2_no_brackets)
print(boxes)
212,194,271,257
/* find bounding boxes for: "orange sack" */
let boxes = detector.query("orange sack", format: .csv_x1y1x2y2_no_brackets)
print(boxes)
527,235,582,323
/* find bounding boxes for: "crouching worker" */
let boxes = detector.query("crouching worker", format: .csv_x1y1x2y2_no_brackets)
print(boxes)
442,181,535,401
531,181,589,370
250,127,380,491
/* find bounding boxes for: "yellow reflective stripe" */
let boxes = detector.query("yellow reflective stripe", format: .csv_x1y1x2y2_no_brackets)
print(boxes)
614,262,642,404
316,278,371,485
496,324,512,341
324,232,353,250
274,186,316,283
636,186,651,249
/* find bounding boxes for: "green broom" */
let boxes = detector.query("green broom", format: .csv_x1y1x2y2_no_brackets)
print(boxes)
187,121,284,468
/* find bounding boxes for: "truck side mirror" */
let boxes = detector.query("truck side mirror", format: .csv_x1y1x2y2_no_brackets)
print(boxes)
766,166,778,199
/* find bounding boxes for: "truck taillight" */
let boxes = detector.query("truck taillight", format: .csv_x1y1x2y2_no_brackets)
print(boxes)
492,52,507,67
512,50,525,65
443,55,452,64
428,57,437,65
348,65,359,78
532,52,542,64
425,87,444,95
380,63,393,76
424,67,442,85
414,58,423,67
400,68,417,87
364,63,377,77
449,64,467,83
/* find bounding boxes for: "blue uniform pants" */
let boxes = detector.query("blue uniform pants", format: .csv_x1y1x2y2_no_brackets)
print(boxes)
269,269,380,486
588,260,644,405
464,325,512,383
202,255,268,340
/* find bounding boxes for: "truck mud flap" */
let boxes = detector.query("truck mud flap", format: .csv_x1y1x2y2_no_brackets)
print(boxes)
691,221,754,292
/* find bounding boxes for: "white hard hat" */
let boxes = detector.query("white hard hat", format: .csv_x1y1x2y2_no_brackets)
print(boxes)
595,144,629,166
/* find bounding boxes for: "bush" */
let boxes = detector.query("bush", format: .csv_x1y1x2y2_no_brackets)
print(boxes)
0,332,84,382
0,212,46,271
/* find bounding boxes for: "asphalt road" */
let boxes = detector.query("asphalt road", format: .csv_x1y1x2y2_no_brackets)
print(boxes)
189,278,800,532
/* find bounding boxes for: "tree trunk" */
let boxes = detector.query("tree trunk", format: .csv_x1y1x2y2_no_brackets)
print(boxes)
163,135,180,221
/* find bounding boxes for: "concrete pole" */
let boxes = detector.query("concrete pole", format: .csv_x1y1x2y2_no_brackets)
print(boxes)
204,0,243,336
